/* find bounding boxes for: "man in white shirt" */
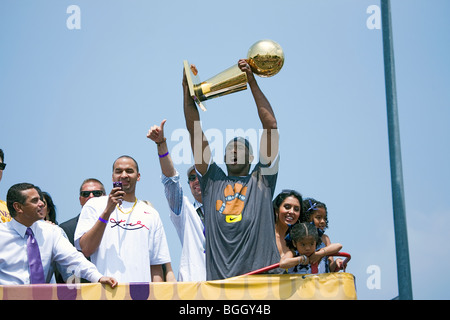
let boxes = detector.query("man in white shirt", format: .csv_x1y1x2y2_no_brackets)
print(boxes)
60,178,106,246
75,155,171,283
0,183,117,287
147,120,206,281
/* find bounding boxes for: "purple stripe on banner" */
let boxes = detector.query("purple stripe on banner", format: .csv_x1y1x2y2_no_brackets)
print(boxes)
129,283,149,300
57,284,78,300
32,285,53,300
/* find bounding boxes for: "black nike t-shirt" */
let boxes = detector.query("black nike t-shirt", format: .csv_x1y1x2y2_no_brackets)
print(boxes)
199,158,281,280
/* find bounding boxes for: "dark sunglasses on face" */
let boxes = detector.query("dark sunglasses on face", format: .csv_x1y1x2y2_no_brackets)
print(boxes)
80,190,104,198
188,174,197,182
0,163,6,170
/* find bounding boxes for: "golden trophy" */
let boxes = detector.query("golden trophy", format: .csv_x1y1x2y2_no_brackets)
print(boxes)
184,39,284,111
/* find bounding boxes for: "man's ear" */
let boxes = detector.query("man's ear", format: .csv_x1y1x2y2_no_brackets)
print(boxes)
12,202,23,214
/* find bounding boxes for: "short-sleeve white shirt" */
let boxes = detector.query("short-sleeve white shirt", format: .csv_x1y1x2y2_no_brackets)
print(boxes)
75,196,171,283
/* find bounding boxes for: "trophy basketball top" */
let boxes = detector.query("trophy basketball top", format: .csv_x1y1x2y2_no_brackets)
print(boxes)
247,39,284,78
184,39,284,111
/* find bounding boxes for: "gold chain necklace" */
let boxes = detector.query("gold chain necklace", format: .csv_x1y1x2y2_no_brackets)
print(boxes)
116,197,138,214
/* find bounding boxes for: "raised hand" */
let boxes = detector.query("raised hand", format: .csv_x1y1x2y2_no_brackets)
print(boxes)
147,119,167,144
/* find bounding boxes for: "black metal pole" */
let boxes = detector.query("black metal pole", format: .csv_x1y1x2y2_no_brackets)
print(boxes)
380,0,413,300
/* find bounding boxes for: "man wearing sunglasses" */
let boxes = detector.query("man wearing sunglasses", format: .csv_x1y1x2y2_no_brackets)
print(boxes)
59,178,106,246
147,119,206,282
0,148,12,224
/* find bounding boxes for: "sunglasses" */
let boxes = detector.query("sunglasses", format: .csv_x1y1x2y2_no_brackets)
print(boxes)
188,174,198,182
80,190,104,198
0,163,6,170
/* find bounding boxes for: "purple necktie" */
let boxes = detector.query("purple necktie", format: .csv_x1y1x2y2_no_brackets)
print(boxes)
26,227,46,284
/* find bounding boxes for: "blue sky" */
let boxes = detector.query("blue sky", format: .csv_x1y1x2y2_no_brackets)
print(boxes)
1,0,449,300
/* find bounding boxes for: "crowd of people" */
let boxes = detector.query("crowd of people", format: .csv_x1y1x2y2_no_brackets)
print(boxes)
0,60,344,286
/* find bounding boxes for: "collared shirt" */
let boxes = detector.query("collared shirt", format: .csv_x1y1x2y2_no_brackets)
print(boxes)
161,171,206,281
0,219,102,285
162,171,203,216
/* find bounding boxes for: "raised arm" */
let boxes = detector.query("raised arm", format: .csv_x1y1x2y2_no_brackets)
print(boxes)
147,119,176,178
147,119,184,215
183,66,211,175
238,59,279,164
78,187,124,257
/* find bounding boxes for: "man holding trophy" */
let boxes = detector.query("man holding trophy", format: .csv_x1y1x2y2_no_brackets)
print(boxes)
183,40,283,280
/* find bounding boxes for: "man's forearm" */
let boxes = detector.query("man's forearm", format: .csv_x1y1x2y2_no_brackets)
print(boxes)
157,140,176,178
183,80,210,175
248,79,277,130
248,79,279,162
79,218,108,257
183,85,199,132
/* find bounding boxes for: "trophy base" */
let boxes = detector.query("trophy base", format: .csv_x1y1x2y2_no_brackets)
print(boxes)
184,60,207,111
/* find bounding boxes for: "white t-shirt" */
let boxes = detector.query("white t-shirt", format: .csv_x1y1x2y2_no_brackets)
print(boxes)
74,196,171,283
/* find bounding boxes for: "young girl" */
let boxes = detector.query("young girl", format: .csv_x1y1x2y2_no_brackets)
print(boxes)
301,198,343,272
279,222,342,274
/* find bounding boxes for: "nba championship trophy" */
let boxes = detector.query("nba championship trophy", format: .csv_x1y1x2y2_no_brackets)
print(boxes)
184,39,284,111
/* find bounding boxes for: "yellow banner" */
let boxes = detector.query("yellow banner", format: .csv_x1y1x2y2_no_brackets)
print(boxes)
0,273,356,300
